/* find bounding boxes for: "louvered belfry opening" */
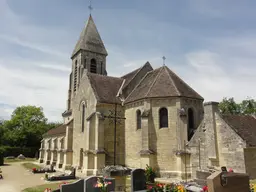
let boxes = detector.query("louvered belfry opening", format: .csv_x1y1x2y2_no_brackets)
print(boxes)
74,61,78,92
90,59,97,73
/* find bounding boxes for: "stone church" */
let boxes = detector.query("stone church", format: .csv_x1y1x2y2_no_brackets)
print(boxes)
39,14,256,179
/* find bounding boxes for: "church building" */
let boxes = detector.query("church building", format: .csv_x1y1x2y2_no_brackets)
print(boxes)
39,14,256,180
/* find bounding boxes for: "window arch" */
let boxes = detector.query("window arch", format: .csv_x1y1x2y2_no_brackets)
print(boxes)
159,107,168,128
90,59,97,73
81,103,86,132
74,61,78,92
136,110,142,129
187,108,195,141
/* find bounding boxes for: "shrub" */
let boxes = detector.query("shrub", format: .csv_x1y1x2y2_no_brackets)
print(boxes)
145,164,156,183
0,146,6,165
1,146,38,158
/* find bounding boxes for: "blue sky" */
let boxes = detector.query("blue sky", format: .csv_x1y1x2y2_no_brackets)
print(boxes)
0,0,255,122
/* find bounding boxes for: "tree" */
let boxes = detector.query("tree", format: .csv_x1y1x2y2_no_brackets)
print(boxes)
1,105,49,147
219,97,256,115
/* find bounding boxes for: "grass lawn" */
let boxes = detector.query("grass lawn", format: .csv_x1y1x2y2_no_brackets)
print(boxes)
22,162,41,170
4,157,36,163
22,180,78,192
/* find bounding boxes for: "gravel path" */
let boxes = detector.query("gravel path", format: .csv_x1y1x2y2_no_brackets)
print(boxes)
0,162,46,192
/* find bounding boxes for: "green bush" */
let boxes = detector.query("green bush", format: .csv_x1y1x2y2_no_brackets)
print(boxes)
0,146,6,165
1,146,38,158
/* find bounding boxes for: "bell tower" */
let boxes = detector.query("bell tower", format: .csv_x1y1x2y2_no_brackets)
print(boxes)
64,14,108,115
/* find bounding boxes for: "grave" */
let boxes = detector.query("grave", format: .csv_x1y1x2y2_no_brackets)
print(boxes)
102,165,131,191
207,168,250,192
61,179,84,192
131,169,147,192
17,154,26,160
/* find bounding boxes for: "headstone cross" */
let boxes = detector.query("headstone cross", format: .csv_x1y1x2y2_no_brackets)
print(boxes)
103,103,126,165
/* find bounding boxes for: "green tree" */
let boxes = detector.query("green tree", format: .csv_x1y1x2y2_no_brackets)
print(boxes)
218,97,241,114
2,105,48,147
240,98,256,115
219,97,256,115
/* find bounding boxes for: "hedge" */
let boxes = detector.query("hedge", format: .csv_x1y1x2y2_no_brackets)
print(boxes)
1,146,39,158
0,147,5,165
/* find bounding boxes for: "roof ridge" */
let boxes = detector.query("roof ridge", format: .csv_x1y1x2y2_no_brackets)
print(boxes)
122,62,152,89
145,66,165,97
164,66,181,96
124,70,152,103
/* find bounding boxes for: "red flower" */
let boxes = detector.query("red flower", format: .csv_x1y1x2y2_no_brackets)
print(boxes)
228,168,234,172
32,168,37,171
202,186,208,191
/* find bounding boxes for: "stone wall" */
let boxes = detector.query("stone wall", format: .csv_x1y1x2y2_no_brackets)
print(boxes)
125,97,204,178
243,148,256,179
97,103,125,166
72,73,97,168
215,113,246,173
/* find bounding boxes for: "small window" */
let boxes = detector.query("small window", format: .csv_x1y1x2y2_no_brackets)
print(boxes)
136,110,142,129
81,103,85,132
159,107,168,128
90,59,97,73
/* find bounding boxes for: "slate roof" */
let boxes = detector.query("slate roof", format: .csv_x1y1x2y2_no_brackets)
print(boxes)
124,66,203,104
222,115,256,146
72,15,108,58
44,124,66,137
43,120,73,137
121,62,153,89
87,73,123,104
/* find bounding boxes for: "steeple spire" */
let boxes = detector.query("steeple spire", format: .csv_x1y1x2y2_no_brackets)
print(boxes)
71,15,108,58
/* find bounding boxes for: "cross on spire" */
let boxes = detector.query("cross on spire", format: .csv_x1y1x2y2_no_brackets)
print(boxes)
88,0,93,14
162,56,166,66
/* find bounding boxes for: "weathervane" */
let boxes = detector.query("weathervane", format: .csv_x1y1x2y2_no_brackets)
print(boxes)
88,0,93,14
162,56,166,66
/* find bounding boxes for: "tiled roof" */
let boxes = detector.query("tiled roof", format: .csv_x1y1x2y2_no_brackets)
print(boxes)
44,120,73,137
222,115,256,146
72,15,107,58
44,124,66,137
125,66,203,103
87,73,123,104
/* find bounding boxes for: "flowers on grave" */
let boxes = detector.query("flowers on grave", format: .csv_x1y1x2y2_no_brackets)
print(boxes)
251,184,256,192
228,168,234,172
146,182,186,192
145,164,156,183
44,188,52,192
202,185,208,192
32,168,37,172
94,177,112,192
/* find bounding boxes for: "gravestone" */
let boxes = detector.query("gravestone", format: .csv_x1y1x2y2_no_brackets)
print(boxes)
207,170,250,192
84,176,115,192
61,179,84,192
131,169,147,192
17,154,25,160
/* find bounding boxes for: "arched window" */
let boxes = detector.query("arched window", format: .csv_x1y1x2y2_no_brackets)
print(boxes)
187,108,195,141
74,61,78,92
81,103,85,132
136,110,142,129
159,107,168,128
90,59,97,73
